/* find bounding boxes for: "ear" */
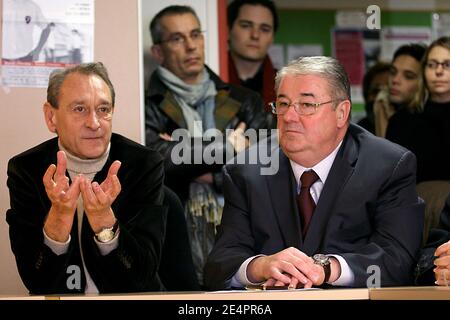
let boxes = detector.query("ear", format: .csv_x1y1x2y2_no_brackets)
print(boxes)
151,45,164,64
336,100,351,128
43,102,57,133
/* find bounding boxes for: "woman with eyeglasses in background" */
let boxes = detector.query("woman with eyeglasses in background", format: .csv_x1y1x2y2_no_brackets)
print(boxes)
415,37,450,287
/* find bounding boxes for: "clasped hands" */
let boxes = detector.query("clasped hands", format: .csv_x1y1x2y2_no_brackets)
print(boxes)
247,247,339,289
43,151,121,242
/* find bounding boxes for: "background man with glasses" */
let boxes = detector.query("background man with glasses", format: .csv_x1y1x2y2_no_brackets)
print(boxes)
145,5,268,287
205,56,424,290
6,62,167,294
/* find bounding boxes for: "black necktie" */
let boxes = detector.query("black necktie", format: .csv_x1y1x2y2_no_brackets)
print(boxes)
297,170,319,238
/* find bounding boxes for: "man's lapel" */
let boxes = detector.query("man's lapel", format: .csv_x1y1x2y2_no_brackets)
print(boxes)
160,91,187,128
266,149,303,249
214,90,240,132
302,131,358,255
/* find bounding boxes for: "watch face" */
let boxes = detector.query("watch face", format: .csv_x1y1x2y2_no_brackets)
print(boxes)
97,229,114,242
313,254,329,265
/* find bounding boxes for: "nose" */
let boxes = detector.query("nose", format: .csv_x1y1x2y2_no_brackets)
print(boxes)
184,36,197,51
282,103,300,122
250,27,260,39
391,73,400,85
85,110,100,130
435,64,444,75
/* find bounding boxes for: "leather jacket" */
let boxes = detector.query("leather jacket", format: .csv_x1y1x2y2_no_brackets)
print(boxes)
144,65,269,199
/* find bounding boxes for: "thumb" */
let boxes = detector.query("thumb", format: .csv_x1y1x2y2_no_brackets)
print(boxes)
236,122,246,132
108,160,121,177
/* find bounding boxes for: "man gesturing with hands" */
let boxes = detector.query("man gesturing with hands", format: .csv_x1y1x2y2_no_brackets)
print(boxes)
7,63,167,294
42,151,121,243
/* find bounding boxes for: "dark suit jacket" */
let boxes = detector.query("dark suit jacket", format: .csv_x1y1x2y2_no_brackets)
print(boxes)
6,133,167,294
204,124,424,289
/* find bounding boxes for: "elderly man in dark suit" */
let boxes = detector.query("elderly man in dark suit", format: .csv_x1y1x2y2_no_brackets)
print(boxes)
204,56,424,290
6,62,166,294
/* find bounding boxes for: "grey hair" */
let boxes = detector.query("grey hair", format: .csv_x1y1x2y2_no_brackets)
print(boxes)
275,56,351,105
47,62,115,109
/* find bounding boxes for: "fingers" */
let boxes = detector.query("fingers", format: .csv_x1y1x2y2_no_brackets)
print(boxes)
108,160,121,177
43,164,57,189
434,268,449,286
269,267,293,284
263,278,276,287
109,174,121,199
271,247,322,286
65,175,81,200
54,151,67,180
434,255,450,268
80,176,108,207
80,174,119,216
100,161,122,198
159,133,172,141
278,260,310,285
236,122,247,132
79,175,95,204
435,240,450,257
289,277,301,289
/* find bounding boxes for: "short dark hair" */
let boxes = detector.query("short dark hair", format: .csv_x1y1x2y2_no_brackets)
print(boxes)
150,5,200,44
227,0,279,33
393,43,427,63
362,62,390,102
47,62,115,108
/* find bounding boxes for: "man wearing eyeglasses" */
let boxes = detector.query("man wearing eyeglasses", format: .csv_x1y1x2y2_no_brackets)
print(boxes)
204,56,424,290
145,5,268,287
6,63,167,294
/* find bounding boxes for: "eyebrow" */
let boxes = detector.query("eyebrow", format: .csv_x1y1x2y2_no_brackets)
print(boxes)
168,28,201,35
277,93,316,99
68,98,112,106
238,19,273,28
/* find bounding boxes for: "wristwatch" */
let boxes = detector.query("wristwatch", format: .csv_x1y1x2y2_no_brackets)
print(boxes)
313,254,331,283
95,220,119,243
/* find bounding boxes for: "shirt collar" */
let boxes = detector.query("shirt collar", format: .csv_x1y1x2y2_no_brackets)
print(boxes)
289,141,343,186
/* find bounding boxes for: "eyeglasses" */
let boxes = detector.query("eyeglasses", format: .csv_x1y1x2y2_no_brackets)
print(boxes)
269,100,337,116
157,29,205,47
426,60,450,70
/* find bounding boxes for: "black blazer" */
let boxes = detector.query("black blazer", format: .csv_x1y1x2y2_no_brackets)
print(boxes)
6,133,167,294
204,124,424,289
